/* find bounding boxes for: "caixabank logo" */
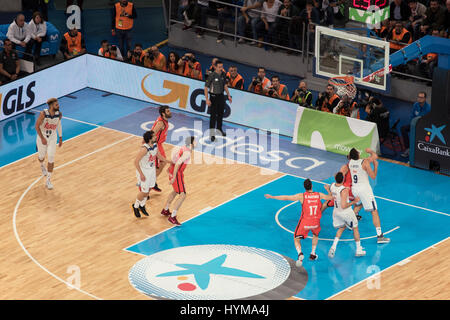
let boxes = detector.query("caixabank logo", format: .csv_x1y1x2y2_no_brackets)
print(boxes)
0,81,36,120
129,245,307,300
417,123,449,157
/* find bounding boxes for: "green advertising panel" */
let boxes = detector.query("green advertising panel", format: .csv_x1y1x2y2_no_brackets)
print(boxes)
292,107,380,158
349,7,390,26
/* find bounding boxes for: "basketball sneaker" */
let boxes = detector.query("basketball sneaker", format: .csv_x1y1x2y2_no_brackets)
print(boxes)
139,205,149,216
356,214,362,221
161,208,171,216
295,253,304,268
46,180,53,190
309,253,319,261
168,216,181,226
132,204,141,218
377,234,390,244
355,247,366,257
328,247,336,259
152,183,162,192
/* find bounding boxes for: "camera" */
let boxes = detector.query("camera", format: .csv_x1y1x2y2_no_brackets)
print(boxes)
183,55,196,63
147,50,155,61
252,76,262,86
110,45,117,51
268,88,275,96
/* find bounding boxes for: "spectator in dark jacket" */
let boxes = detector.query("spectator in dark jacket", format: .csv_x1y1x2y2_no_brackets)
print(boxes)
444,0,450,37
276,0,300,47
389,0,411,27
420,0,446,36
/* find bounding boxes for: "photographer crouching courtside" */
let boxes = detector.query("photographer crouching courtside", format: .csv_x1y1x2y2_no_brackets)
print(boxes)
291,81,313,108
204,60,232,142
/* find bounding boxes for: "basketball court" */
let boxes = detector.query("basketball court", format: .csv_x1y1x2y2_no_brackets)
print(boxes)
1,87,449,300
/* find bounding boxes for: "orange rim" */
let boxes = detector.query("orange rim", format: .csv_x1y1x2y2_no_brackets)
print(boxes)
328,76,354,86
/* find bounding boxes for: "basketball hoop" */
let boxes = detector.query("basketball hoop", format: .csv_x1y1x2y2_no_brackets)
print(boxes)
328,76,357,100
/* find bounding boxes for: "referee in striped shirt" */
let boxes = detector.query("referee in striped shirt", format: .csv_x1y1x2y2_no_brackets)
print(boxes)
204,60,232,142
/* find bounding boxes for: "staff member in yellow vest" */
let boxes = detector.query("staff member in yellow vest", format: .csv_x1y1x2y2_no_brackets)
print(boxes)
226,65,244,90
60,28,86,60
291,80,313,108
111,0,137,59
144,46,167,71
388,22,412,53
267,75,289,100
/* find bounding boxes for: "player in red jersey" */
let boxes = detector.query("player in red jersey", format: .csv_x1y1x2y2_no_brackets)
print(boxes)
150,105,172,192
265,179,332,268
161,136,196,226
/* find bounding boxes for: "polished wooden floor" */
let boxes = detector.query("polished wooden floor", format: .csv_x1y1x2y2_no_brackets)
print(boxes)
0,127,448,299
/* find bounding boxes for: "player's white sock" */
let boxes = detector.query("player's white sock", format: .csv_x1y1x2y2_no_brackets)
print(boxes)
331,237,339,250
164,204,169,210
376,227,382,237
355,241,362,250
134,199,140,209
140,197,147,207
311,245,317,255
171,210,177,218
294,241,302,255
47,172,52,181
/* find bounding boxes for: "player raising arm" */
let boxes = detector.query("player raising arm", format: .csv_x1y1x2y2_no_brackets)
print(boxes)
344,147,389,244
265,179,332,268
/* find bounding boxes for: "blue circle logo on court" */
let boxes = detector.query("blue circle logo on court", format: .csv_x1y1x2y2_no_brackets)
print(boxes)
129,244,307,300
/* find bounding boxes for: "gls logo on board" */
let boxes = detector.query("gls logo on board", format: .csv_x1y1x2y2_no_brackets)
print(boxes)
0,81,36,118
141,73,231,118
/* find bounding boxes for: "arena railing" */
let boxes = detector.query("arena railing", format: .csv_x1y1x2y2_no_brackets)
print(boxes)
168,0,310,61
167,0,434,84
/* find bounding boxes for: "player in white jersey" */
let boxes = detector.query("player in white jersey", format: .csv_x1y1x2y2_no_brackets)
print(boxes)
328,172,366,258
342,148,390,244
132,130,169,218
34,98,63,190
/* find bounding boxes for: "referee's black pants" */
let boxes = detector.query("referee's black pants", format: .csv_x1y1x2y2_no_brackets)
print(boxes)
209,93,225,134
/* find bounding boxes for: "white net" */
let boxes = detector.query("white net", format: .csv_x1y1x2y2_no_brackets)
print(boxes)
328,76,357,100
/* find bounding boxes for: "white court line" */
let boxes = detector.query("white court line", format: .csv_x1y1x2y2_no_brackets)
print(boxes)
12,134,133,300
325,236,450,300
274,200,400,241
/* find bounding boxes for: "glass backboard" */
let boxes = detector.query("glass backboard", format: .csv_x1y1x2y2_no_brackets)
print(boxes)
314,26,390,92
